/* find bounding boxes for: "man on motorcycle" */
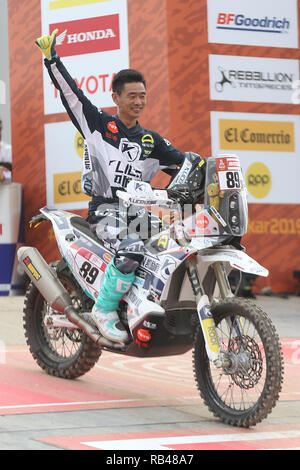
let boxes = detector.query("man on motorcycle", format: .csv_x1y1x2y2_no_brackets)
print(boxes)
35,29,184,344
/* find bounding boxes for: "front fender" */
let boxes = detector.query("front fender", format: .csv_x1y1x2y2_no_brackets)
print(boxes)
198,248,269,277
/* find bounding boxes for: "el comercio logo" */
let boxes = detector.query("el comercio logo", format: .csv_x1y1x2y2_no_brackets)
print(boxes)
53,172,90,203
50,14,120,58
219,119,295,152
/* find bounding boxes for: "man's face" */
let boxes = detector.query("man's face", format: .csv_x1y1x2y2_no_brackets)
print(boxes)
112,82,146,121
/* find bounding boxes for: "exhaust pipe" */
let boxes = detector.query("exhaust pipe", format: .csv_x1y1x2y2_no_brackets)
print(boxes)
17,246,123,348
18,246,73,314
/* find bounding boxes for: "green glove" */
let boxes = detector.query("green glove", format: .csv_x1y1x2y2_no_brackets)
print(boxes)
35,28,58,60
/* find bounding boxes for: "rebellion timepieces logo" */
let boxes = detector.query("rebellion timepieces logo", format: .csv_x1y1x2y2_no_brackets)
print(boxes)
209,55,300,104
49,14,120,57
215,67,295,93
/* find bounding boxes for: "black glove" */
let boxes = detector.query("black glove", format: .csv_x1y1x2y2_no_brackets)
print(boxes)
167,185,193,204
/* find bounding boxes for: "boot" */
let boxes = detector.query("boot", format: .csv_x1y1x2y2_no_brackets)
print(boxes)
91,258,135,343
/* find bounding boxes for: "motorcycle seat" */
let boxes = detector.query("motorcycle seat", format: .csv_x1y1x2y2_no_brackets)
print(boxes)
70,216,103,245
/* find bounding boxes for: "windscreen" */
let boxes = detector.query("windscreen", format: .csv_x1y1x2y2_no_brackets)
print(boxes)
203,155,248,236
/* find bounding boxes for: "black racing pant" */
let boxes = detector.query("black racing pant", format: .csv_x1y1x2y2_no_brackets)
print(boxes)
88,200,161,274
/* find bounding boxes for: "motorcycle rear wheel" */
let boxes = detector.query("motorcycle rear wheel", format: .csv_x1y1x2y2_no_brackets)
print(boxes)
193,297,284,427
23,263,102,379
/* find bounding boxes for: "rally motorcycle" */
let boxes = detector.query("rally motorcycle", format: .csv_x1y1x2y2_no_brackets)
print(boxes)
18,153,283,428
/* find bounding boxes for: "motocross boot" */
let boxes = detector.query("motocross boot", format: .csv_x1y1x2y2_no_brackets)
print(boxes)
91,258,135,343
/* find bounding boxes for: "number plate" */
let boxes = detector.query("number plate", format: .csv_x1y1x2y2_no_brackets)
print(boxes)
75,248,106,293
216,156,242,191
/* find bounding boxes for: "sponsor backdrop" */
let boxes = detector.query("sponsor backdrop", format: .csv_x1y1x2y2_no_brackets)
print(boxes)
210,112,300,204
6,0,300,293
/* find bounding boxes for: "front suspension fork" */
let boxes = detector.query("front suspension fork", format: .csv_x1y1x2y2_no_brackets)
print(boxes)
175,220,221,362
185,256,221,362
213,262,245,337
175,218,231,363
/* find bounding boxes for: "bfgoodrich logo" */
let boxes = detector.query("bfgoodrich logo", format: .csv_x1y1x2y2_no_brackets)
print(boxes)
207,0,298,48
216,13,290,33
50,14,120,57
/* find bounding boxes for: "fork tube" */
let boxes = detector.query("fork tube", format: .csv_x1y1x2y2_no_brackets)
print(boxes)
176,221,220,361
185,257,220,361
212,262,234,299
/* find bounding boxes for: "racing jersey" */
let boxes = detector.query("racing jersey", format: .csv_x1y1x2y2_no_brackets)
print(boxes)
45,57,184,205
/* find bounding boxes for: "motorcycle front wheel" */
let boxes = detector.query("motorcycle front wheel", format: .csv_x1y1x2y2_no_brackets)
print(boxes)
23,262,102,379
193,297,284,427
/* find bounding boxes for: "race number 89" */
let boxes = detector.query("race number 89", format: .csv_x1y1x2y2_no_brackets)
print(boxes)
79,261,99,284
226,171,241,189
218,170,242,191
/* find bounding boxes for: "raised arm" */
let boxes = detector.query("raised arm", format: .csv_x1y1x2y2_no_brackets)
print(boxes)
35,29,102,138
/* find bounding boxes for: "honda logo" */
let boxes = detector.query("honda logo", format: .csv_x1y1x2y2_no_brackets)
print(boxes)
56,28,116,45
50,14,120,57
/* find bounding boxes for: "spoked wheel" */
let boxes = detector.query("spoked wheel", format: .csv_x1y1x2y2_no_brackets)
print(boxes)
193,298,284,427
23,263,101,379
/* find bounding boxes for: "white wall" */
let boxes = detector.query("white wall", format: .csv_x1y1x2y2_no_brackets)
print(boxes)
0,0,11,144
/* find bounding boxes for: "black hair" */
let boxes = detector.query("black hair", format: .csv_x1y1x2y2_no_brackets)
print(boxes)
112,69,146,95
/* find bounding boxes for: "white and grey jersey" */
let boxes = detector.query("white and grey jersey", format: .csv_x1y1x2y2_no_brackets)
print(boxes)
45,57,184,204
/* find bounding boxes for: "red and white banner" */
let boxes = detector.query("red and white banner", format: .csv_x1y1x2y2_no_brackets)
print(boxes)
49,14,120,58
40,0,129,114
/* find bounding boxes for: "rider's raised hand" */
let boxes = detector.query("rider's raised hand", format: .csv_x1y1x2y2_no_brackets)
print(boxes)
35,29,58,60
